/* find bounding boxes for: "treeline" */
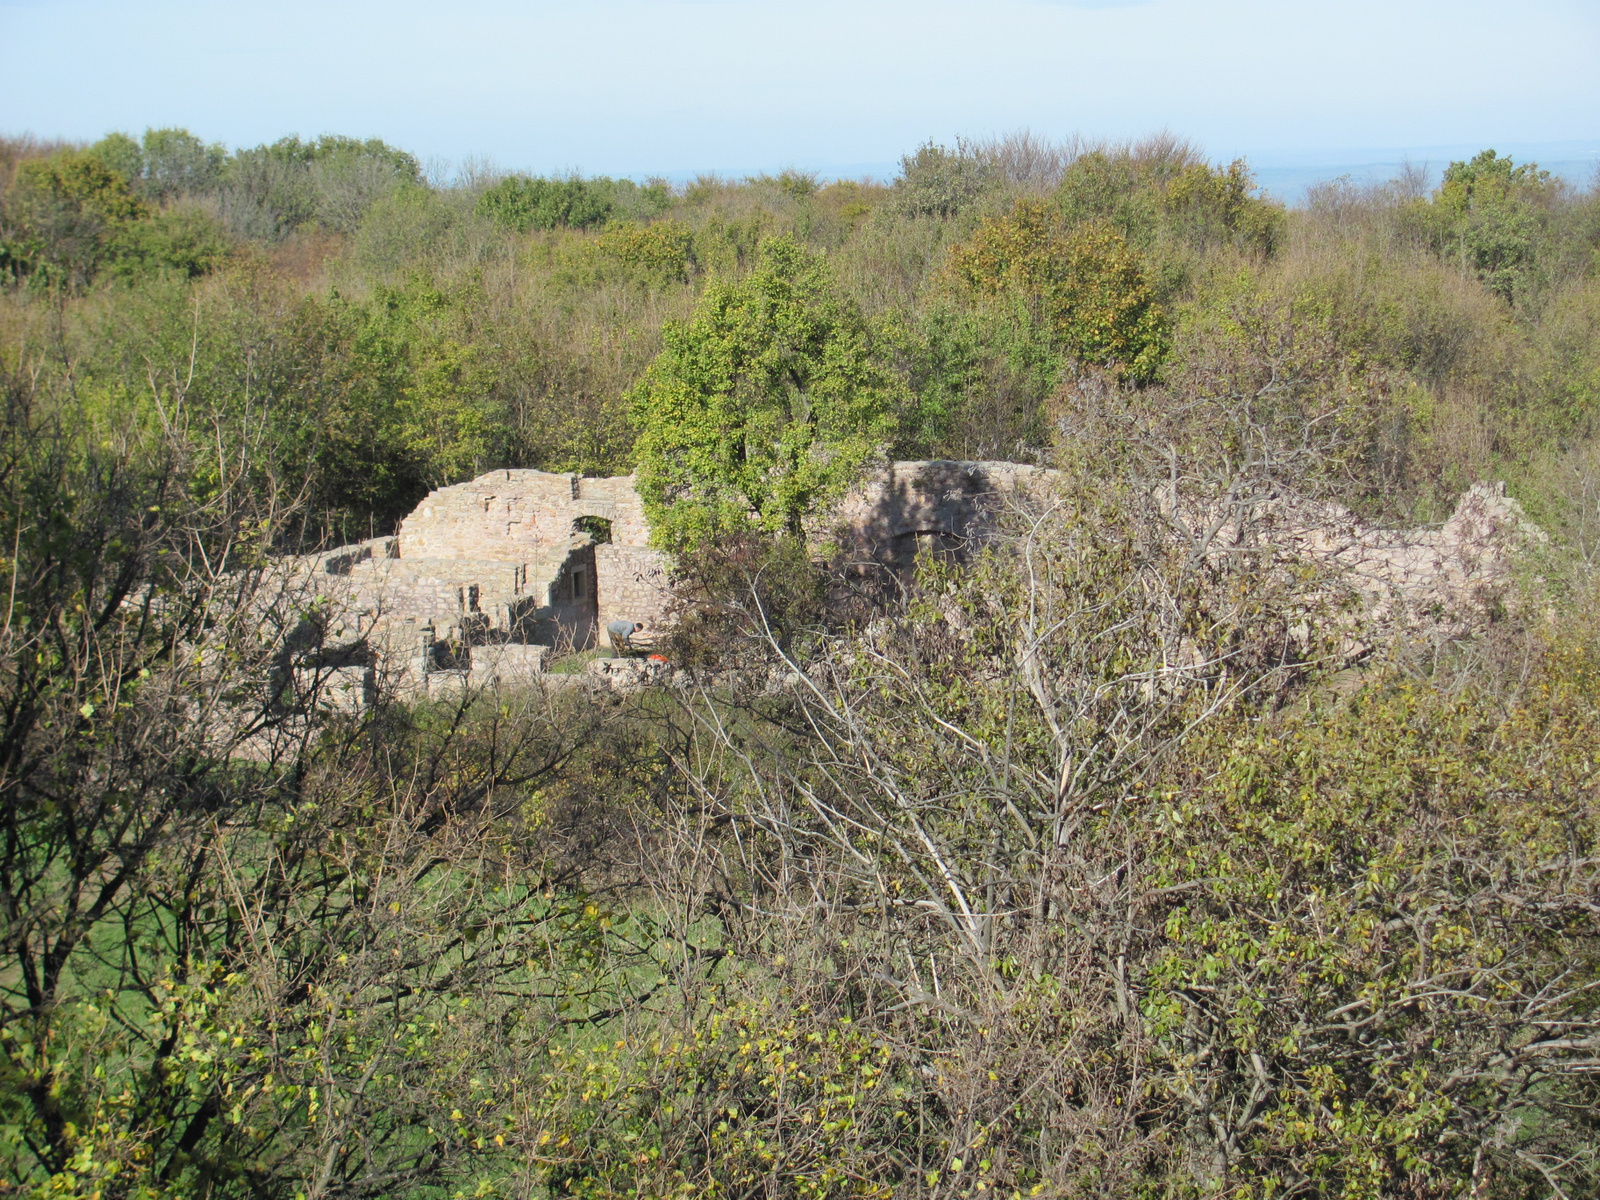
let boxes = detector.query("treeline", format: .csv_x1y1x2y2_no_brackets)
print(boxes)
3,129,1597,544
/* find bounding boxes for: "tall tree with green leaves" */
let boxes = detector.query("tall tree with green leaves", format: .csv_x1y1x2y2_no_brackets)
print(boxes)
1430,148,1556,305
631,235,904,551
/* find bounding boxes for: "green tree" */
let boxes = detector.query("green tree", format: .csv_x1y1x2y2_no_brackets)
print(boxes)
310,277,506,527
1430,148,1556,305
89,127,227,201
631,235,903,550
139,127,227,200
1,150,149,285
105,205,233,280
476,175,617,233
216,135,420,240
1055,143,1282,258
897,302,1062,460
86,130,145,184
947,200,1168,381
883,140,995,220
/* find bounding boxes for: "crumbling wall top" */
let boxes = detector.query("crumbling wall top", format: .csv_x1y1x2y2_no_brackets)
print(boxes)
397,469,652,561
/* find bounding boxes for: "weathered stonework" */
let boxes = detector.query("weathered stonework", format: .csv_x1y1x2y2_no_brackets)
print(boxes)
828,460,1054,566
294,460,1543,704
396,470,653,561
595,544,672,632
297,469,671,698
837,463,1543,638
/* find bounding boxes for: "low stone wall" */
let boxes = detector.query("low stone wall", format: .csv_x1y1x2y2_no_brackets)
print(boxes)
470,642,549,682
1264,482,1544,636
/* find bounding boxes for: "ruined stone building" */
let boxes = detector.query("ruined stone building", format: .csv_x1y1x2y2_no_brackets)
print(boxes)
296,460,1542,701
297,461,1051,696
302,469,670,693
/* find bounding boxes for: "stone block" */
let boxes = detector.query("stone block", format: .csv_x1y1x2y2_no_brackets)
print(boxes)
475,643,549,682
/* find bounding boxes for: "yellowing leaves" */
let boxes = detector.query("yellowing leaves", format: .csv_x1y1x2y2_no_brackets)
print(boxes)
946,200,1168,381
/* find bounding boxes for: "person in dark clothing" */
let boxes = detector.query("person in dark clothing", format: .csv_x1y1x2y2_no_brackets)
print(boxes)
607,619,644,657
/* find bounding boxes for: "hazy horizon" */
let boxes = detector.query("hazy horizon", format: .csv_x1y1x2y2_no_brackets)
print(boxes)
3,0,1595,199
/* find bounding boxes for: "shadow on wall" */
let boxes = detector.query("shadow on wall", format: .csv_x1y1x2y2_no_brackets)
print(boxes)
832,460,1033,576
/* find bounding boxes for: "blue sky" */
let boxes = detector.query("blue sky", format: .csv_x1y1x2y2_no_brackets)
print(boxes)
3,0,1597,194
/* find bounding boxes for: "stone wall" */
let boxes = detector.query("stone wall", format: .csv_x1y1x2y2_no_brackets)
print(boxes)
293,459,1544,707
829,460,1051,566
396,469,654,561
834,462,1546,643
397,470,579,561
596,544,672,631
529,538,599,651
292,468,669,694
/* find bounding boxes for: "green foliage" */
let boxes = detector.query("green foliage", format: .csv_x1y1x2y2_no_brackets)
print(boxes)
105,204,232,280
884,140,995,220
947,199,1168,381
580,219,698,286
350,182,462,275
895,301,1062,459
1147,272,1413,504
90,127,228,201
1140,649,1600,1195
86,130,145,183
752,168,821,199
526,997,909,1199
214,142,317,239
0,388,648,1195
631,235,903,549
4,121,1600,1200
1530,276,1600,437
1055,142,1283,259
314,276,506,519
476,174,626,233
216,134,421,240
16,150,150,227
2,149,150,284
1427,148,1558,305
139,127,228,199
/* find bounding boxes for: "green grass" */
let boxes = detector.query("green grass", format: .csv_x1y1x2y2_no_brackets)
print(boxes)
546,647,613,675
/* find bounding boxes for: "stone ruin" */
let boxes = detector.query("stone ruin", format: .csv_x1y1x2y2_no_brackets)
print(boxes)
291,461,1544,705
1252,480,1546,641
296,469,671,701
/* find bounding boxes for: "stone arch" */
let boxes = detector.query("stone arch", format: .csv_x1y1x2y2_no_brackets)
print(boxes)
573,515,613,544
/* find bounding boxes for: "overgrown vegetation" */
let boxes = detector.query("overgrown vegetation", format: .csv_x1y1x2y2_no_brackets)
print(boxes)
1,125,1599,1198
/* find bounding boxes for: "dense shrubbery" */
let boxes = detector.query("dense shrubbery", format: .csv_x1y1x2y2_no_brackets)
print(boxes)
2,124,1599,1197
4,127,1594,531
476,174,671,234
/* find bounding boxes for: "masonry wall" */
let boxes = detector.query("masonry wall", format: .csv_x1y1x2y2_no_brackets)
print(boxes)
828,460,1053,566
297,459,1542,711
397,469,655,561
532,540,599,650
573,474,652,547
316,462,1047,659
595,545,671,631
